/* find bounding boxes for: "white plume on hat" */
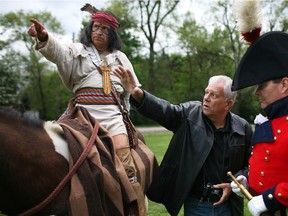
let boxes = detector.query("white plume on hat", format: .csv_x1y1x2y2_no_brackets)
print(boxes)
234,0,262,33
232,1,288,91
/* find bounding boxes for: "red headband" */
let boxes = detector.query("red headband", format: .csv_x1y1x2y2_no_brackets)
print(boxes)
91,12,120,30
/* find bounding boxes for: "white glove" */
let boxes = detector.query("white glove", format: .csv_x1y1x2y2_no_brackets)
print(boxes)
230,175,247,198
248,195,268,216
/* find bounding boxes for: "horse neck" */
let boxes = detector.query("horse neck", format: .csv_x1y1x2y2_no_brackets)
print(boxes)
0,115,69,215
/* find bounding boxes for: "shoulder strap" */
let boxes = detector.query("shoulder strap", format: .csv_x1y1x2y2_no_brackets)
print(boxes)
90,56,138,149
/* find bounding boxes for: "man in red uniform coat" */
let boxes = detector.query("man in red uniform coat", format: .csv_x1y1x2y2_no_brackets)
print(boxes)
231,31,288,216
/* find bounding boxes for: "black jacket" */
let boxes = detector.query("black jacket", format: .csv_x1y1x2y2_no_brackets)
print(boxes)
132,91,253,216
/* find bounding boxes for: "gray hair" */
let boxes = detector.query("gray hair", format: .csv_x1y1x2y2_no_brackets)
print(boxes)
208,75,237,103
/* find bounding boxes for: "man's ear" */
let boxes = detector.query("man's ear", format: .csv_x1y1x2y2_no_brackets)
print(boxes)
281,77,288,93
226,99,233,110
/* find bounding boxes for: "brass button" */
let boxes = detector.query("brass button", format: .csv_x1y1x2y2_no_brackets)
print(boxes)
277,193,283,198
274,136,277,140
277,129,281,134
286,116,288,120
268,194,273,200
259,182,263,187
260,171,265,176
251,152,253,155
264,157,269,162
266,150,270,155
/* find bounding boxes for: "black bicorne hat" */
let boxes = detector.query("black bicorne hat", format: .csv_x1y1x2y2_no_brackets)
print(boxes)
232,31,288,91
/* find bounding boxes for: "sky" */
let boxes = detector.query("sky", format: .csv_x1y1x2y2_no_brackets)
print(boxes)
0,0,106,41
0,0,206,43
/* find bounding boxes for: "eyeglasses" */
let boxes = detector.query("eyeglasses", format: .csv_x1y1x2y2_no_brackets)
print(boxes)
92,24,110,35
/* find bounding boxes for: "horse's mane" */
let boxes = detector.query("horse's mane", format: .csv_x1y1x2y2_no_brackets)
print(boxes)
0,108,44,128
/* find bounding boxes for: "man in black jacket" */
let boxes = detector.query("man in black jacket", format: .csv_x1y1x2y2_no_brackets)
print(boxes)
114,66,253,216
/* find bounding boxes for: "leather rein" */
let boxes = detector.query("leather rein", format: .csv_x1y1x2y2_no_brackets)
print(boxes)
18,122,100,216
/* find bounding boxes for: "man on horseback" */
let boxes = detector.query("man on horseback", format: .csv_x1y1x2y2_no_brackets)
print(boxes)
28,5,146,215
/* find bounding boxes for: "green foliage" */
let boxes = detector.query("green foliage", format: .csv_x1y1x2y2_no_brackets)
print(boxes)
22,71,73,120
166,15,236,105
153,52,192,103
0,51,23,108
107,1,141,59
236,88,261,123
43,72,73,119
1,1,287,122
0,10,66,119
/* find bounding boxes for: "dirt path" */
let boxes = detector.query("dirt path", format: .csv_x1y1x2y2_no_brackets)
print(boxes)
136,126,169,134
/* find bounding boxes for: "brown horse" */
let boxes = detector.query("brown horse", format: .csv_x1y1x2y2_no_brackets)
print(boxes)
0,108,70,215
0,108,157,216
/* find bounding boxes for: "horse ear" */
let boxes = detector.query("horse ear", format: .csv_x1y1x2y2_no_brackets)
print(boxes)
80,3,99,15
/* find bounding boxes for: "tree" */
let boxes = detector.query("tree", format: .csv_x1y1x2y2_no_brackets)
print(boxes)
139,0,180,92
106,1,142,59
0,50,23,108
262,0,288,32
177,14,236,98
23,71,73,119
119,0,180,92
0,10,65,119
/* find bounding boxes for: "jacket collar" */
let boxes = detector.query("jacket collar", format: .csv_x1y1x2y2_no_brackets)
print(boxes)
202,112,247,136
203,113,231,132
264,96,288,119
252,96,288,145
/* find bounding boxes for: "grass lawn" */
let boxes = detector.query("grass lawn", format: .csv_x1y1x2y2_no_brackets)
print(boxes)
143,130,251,216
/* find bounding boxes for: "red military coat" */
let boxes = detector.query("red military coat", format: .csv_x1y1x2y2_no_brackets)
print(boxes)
249,115,288,211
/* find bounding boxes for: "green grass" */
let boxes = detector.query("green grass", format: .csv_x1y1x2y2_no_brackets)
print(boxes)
144,131,182,215
144,131,173,163
143,131,251,216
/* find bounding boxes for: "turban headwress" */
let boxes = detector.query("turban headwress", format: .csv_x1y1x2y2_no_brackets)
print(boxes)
91,12,120,30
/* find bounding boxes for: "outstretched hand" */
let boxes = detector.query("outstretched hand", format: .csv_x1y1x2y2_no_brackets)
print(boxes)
28,18,48,42
114,66,138,94
113,65,144,103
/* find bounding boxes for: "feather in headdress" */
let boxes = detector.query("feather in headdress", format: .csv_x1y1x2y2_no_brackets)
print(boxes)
81,3,98,14
234,0,262,44
80,3,120,29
